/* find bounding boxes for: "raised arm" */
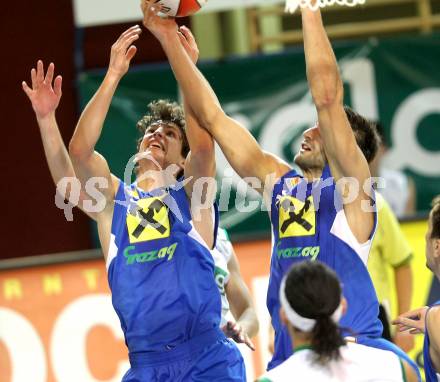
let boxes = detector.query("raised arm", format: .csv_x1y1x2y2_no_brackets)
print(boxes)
301,5,374,242
69,26,141,205
141,2,290,189
22,61,96,220
175,28,215,188
176,26,216,247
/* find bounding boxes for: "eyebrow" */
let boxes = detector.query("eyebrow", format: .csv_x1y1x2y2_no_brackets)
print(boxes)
145,123,182,139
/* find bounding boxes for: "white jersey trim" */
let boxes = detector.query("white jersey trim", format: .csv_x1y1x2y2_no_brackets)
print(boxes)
106,234,118,270
330,209,373,266
188,206,216,251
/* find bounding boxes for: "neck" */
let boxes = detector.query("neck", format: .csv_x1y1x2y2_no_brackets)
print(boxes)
136,160,175,192
289,325,312,351
301,167,323,182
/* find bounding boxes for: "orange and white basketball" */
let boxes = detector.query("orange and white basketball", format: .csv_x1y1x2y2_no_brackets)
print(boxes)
154,0,207,18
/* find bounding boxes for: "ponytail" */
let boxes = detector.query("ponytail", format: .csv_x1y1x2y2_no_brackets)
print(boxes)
311,315,345,365
282,261,346,366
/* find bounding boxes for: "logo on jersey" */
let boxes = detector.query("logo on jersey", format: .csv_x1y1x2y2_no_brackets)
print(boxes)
278,195,316,238
126,197,170,243
277,245,320,261
123,243,177,265
214,266,228,295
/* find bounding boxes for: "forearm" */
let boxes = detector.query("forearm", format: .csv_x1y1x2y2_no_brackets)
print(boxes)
37,113,99,219
236,307,259,338
38,113,76,183
394,263,413,315
160,33,222,131
302,7,342,108
69,71,121,157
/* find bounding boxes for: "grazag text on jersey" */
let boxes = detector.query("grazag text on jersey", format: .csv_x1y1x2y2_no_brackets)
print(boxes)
123,243,178,265
276,245,320,261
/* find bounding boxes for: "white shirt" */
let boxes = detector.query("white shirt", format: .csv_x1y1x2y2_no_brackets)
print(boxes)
259,342,405,382
379,168,409,218
211,228,233,326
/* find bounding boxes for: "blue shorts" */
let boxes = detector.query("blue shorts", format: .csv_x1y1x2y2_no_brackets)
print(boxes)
123,328,245,381
357,336,422,382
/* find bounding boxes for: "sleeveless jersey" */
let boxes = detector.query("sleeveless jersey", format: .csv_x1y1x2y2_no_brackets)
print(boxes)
424,300,440,382
268,166,382,368
106,180,221,353
211,228,233,326
258,342,405,382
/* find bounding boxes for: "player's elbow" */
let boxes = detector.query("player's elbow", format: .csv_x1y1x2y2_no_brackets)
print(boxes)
68,139,91,162
308,67,343,109
198,103,224,134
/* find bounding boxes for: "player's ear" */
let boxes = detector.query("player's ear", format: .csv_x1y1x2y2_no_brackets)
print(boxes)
434,239,440,258
279,307,288,326
179,156,185,170
341,297,348,316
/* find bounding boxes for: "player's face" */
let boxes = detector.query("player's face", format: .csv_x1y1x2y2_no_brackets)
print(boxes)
425,210,440,273
294,124,326,172
139,122,185,170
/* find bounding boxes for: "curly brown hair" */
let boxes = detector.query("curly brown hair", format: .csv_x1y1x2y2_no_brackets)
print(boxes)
136,99,190,158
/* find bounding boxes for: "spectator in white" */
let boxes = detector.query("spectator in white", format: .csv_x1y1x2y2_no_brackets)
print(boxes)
369,123,416,218
393,196,440,382
257,261,418,382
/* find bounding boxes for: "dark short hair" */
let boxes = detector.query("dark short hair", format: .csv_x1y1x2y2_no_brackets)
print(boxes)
431,196,440,239
344,106,381,163
284,261,345,365
136,99,190,159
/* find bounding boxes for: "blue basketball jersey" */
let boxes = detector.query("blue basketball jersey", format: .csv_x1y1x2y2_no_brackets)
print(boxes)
106,180,221,354
268,165,382,369
424,300,440,382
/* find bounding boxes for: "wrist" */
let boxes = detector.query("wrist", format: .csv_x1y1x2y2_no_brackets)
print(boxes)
160,30,180,48
105,69,124,83
36,112,56,127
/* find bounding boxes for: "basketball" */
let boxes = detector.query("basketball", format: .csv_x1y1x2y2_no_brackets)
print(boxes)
155,0,207,18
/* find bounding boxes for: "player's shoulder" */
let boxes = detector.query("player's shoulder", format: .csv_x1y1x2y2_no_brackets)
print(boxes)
217,227,230,242
258,351,312,381
344,342,398,363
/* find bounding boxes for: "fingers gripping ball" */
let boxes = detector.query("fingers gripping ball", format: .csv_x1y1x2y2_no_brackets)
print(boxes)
154,0,207,17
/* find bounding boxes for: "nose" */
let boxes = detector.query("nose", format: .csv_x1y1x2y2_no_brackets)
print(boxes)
303,124,319,139
152,128,164,139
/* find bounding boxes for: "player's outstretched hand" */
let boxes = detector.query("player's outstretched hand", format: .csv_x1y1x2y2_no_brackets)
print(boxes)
177,25,199,64
108,25,141,78
392,306,428,335
222,321,256,351
22,61,62,121
141,0,178,41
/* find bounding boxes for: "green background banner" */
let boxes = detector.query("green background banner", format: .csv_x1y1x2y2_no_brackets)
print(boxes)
78,34,440,239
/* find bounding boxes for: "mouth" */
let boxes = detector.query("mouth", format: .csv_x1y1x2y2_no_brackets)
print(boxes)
300,142,312,152
147,140,165,152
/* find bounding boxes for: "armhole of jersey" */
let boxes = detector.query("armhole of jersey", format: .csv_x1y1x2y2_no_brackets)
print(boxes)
106,233,118,270
105,179,124,271
330,209,373,266
212,204,219,249
188,204,217,251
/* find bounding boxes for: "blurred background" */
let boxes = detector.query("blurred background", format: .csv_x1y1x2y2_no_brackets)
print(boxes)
1,0,440,381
